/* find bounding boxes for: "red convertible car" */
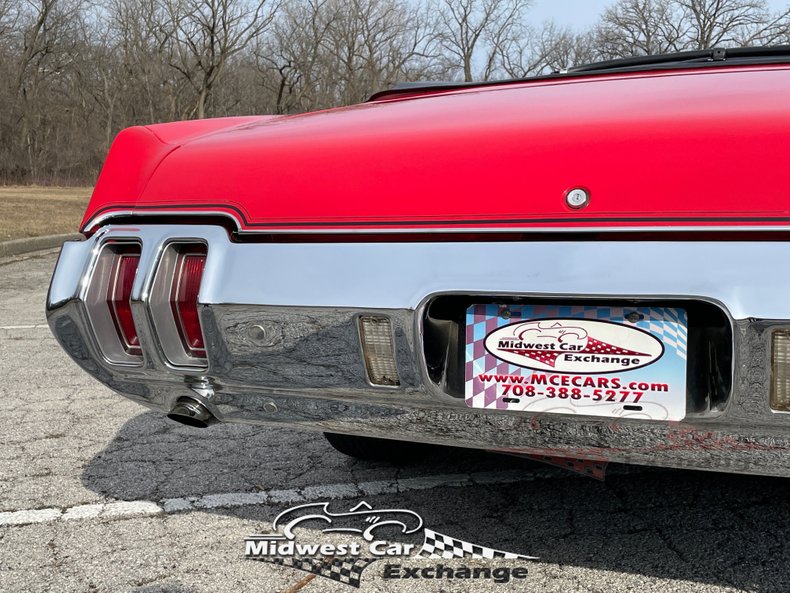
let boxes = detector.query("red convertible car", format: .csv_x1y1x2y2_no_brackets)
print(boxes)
47,48,790,476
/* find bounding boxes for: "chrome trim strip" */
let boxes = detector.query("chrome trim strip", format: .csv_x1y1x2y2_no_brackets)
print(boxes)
234,224,790,234
82,209,790,235
84,210,242,233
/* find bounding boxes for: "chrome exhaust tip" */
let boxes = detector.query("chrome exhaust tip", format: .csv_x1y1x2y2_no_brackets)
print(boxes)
167,396,217,428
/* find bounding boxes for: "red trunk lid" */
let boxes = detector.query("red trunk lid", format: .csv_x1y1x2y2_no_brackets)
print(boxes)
84,65,790,233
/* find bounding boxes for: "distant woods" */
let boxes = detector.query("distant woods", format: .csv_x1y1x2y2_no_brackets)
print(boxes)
1,0,789,184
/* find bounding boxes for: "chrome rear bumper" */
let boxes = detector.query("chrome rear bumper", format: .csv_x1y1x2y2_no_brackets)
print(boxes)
47,225,790,476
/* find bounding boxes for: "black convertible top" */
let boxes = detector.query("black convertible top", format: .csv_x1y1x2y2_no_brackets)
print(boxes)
369,45,790,101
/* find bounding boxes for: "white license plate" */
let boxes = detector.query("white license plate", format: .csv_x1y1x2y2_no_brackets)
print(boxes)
465,305,687,421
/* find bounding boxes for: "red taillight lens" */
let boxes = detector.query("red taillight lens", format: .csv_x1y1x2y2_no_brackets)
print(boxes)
107,251,141,356
171,247,207,358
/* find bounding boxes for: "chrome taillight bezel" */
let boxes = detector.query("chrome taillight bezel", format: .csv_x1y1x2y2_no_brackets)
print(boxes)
84,241,144,366
148,241,209,369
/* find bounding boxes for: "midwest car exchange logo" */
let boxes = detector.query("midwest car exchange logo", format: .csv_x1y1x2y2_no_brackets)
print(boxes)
245,501,536,588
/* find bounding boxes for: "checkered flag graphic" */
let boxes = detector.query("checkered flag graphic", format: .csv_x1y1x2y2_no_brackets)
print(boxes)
633,307,688,360
417,529,538,561
254,556,377,588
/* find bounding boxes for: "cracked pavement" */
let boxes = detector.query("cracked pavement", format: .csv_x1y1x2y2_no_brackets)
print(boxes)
2,249,790,592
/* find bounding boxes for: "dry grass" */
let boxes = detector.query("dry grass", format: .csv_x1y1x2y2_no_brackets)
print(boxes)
0,186,91,242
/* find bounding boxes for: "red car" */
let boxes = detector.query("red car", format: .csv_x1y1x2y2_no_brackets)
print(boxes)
47,48,790,476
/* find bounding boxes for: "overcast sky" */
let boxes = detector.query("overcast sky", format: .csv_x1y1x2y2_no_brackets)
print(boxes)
530,0,790,29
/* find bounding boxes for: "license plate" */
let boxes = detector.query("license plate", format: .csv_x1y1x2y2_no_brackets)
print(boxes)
465,304,687,421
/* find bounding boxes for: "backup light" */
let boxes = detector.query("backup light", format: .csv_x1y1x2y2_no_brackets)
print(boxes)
170,247,207,359
771,330,790,411
358,316,400,386
107,249,141,356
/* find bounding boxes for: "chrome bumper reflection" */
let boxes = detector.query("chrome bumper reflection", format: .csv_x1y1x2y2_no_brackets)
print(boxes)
46,225,790,476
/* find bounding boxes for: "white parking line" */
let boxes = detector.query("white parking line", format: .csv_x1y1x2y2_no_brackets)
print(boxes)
0,508,62,526
0,324,49,330
0,468,575,528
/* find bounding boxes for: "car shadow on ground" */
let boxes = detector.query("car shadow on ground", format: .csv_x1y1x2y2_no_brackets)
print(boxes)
83,410,790,592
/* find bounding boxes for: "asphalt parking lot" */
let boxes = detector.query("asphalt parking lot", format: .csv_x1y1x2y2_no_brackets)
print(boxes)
3,249,790,593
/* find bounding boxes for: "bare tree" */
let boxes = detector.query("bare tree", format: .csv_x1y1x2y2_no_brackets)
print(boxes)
257,0,434,112
7,0,86,180
164,0,278,119
498,22,598,77
325,0,435,103
595,0,687,58
431,0,532,81
254,0,335,113
3,0,790,185
102,0,187,124
595,0,790,59
0,0,20,38
677,0,790,48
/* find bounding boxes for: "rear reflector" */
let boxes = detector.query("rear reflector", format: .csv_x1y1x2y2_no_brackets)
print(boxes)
771,330,790,411
107,250,141,356
358,316,400,386
170,247,207,359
